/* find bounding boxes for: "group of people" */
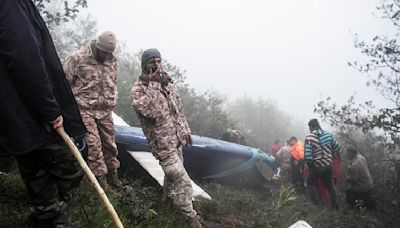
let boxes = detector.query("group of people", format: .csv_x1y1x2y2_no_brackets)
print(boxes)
272,119,375,210
1,0,201,227
1,0,378,227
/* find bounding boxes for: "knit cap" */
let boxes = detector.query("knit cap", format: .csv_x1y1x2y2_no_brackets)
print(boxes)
95,31,117,53
141,48,161,74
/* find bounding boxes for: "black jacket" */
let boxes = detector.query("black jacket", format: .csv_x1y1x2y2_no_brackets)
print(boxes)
0,0,86,155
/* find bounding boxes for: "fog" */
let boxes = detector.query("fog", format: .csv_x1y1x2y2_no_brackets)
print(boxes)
84,0,395,122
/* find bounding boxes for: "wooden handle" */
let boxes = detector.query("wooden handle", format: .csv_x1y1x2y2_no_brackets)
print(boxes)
56,126,124,228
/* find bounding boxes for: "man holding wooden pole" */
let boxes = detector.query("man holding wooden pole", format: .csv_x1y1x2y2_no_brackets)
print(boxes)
0,1,122,227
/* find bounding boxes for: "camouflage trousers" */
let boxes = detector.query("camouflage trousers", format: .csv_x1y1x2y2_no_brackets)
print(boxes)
81,112,120,176
15,142,83,220
160,149,197,219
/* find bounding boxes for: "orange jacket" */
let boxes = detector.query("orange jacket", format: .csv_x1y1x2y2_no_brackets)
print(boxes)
291,141,304,160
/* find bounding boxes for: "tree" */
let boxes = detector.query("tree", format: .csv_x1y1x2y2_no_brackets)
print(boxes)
315,0,400,146
111,48,235,139
226,96,306,151
181,90,233,138
51,15,98,62
156,62,234,138
114,47,142,126
315,3,400,219
32,1,92,62
33,0,87,26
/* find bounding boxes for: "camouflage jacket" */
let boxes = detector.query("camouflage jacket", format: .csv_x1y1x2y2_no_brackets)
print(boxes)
63,40,118,118
132,76,191,160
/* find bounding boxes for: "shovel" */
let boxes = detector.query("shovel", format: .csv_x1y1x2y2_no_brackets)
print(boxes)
56,126,124,228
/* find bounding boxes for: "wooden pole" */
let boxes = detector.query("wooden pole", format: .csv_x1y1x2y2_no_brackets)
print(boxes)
56,127,124,228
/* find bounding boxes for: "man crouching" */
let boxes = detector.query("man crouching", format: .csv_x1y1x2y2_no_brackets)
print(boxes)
132,49,201,227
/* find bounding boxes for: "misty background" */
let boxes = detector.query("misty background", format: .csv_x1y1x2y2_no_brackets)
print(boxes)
1,1,397,227
0,1,394,227
44,0,398,152
83,0,395,122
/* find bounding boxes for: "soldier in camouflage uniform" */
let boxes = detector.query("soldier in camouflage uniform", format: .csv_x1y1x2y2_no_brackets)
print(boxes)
63,32,122,188
16,144,83,224
132,49,202,227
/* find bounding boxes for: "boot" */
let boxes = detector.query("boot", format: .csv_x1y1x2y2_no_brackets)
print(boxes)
107,170,123,188
188,215,203,228
31,214,71,228
96,175,109,190
46,214,71,228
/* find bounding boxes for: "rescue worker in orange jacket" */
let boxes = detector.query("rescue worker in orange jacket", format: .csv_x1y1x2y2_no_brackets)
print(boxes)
289,136,305,188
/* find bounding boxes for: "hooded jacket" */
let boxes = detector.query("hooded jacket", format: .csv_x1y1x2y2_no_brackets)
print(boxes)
132,76,191,160
0,0,86,155
132,49,191,160
348,154,373,192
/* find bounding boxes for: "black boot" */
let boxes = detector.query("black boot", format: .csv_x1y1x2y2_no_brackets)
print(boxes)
107,171,123,188
96,175,109,190
31,214,71,228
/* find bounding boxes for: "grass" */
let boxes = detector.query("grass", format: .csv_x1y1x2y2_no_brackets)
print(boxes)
0,165,396,228
0,169,32,228
276,185,297,209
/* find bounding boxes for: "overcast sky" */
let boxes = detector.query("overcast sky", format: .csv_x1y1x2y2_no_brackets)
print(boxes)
85,0,395,122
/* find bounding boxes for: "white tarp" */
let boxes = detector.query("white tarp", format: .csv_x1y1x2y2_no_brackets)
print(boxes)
289,220,312,228
128,151,212,200
112,112,129,126
111,112,211,200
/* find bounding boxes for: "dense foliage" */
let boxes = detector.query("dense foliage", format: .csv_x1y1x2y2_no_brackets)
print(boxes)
227,96,306,151
315,0,400,146
315,0,400,224
33,0,87,26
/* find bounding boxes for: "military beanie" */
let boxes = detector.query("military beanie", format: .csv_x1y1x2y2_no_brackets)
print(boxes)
95,31,117,53
141,48,161,74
